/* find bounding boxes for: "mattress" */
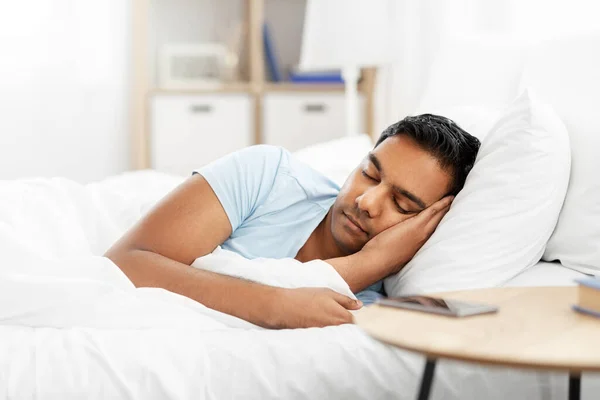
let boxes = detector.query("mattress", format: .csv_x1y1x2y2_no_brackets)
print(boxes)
504,260,586,288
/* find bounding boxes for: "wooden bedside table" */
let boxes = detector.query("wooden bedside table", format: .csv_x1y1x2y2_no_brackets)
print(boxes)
354,287,600,400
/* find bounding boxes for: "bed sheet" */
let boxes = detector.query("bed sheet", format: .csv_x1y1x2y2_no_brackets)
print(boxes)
504,260,586,288
0,171,598,400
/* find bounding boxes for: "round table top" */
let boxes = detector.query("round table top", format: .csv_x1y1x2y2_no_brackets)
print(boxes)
353,286,600,372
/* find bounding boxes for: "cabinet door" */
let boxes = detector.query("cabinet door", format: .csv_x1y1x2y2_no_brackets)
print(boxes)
263,92,365,152
151,94,253,175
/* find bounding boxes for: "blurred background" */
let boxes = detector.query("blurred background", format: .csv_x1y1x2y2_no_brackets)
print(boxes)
0,0,597,183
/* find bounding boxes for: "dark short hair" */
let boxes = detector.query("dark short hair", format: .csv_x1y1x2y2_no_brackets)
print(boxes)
375,114,481,196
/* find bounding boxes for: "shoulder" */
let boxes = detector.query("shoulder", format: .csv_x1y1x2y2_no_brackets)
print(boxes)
228,144,286,170
195,145,285,188
198,144,339,203
276,147,341,199
232,144,338,191
237,143,285,159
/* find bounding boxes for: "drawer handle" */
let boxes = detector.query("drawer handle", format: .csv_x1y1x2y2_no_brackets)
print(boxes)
303,104,327,113
189,104,213,114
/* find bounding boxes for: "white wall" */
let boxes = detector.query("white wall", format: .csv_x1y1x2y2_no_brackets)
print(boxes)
374,0,600,136
0,1,130,183
373,0,514,135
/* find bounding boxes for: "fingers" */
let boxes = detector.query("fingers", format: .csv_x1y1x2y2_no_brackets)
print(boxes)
335,306,355,324
428,195,454,216
319,310,354,327
329,290,363,310
424,200,452,232
340,310,354,325
415,195,453,225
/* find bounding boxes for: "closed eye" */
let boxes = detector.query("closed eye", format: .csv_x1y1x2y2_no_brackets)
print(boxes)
393,197,415,215
361,170,379,182
363,170,414,214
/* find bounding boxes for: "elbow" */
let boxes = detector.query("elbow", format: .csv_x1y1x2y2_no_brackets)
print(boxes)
104,244,130,268
104,245,146,287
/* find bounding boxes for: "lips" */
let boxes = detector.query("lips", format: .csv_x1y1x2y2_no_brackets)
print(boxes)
344,212,367,235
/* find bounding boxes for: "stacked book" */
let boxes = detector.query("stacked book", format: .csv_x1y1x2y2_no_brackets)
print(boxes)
287,67,343,84
573,278,600,318
263,22,343,84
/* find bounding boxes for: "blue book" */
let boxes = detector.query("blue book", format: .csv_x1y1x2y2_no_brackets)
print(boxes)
262,23,281,82
288,69,344,84
573,277,600,319
575,277,600,290
573,305,600,318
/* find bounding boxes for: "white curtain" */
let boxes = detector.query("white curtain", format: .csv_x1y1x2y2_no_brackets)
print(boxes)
375,0,600,134
0,1,130,182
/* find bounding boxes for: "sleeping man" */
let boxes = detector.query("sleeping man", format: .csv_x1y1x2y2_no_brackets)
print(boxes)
105,114,480,329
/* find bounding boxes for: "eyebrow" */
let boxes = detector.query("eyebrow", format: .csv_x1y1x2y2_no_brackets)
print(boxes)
368,153,427,210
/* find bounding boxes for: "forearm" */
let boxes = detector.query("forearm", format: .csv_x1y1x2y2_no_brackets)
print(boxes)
326,251,393,293
106,249,280,328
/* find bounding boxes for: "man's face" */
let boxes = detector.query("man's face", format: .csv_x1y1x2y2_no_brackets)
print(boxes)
330,135,453,254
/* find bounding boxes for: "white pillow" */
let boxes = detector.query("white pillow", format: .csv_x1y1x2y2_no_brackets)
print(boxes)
292,134,374,187
520,32,600,275
384,90,570,296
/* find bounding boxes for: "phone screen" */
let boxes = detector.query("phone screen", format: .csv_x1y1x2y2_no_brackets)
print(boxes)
377,295,498,317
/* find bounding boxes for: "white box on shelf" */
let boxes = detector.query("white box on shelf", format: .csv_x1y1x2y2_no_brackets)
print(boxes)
263,92,365,152
151,94,253,175
158,43,231,89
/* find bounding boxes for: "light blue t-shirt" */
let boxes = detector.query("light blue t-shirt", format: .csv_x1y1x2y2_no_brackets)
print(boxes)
196,145,383,302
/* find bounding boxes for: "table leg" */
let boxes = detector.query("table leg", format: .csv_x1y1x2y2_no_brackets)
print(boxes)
569,373,581,400
417,358,437,400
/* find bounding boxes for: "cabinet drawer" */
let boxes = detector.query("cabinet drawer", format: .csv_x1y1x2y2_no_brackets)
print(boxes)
151,94,253,175
263,92,365,152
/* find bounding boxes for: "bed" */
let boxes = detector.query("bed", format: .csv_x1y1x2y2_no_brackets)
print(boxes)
0,167,597,400
2,31,600,399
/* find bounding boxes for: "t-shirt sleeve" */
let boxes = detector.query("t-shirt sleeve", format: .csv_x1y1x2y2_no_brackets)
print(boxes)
193,145,284,232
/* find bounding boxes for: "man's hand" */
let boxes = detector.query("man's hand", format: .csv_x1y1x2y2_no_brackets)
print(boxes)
327,195,453,292
361,195,454,276
266,287,362,329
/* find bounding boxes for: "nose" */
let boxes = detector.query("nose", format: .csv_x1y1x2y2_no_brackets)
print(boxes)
356,185,384,218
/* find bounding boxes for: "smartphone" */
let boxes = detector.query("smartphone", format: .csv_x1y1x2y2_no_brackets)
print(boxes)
377,295,498,317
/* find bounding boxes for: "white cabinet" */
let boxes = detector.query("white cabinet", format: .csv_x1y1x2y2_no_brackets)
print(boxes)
151,94,253,175
263,92,365,152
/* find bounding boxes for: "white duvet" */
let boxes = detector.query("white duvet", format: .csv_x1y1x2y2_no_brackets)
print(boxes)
0,172,595,399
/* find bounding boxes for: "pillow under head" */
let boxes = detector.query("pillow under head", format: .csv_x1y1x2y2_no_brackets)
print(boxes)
384,90,570,296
